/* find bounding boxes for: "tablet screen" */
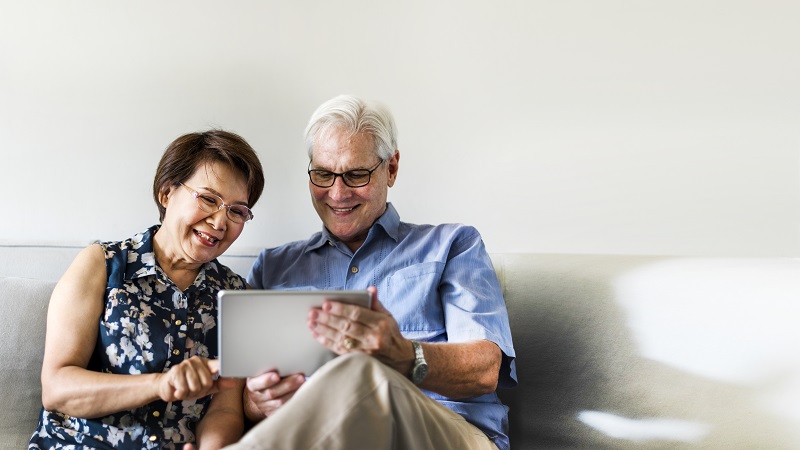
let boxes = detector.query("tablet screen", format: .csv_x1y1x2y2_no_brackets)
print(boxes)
217,289,372,377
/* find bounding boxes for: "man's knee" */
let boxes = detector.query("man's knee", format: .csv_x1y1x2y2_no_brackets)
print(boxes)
326,352,384,374
315,353,401,387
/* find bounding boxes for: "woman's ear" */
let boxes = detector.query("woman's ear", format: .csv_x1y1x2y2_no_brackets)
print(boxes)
159,185,173,208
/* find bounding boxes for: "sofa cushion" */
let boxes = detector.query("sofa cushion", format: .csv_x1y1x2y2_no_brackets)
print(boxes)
494,254,800,449
0,277,55,449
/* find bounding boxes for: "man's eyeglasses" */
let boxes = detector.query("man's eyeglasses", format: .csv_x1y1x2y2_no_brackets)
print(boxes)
180,183,254,223
307,160,385,188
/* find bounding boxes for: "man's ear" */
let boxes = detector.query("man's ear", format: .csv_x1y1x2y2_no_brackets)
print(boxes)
387,150,400,187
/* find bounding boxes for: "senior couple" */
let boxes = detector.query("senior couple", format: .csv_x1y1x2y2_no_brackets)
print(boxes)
29,95,517,450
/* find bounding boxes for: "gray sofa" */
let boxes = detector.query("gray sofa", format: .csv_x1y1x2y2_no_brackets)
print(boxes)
2,243,800,449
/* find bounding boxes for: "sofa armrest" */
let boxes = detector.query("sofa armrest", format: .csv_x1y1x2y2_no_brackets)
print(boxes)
0,277,55,449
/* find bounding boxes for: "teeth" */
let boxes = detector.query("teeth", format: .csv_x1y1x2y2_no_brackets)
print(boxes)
332,207,354,212
195,230,218,243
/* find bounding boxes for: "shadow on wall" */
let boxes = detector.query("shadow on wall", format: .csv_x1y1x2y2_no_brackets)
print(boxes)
495,254,800,449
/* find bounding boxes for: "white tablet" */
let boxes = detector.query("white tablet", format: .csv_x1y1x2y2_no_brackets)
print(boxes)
216,289,372,378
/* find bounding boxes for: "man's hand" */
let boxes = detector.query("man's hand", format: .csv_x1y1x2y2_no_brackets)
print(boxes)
308,286,414,374
244,371,306,422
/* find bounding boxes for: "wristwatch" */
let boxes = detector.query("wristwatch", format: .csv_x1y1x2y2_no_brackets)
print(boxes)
410,340,428,385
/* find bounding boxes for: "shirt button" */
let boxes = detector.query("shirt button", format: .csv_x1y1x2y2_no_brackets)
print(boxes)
173,349,180,356
152,411,160,417
351,266,358,273
175,320,182,325
149,435,158,442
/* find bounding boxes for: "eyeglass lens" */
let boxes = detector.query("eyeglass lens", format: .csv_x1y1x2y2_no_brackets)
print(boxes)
309,169,372,187
308,160,384,188
189,193,250,223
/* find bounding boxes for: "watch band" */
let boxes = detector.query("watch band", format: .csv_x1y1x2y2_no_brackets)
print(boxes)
412,340,424,360
410,340,428,385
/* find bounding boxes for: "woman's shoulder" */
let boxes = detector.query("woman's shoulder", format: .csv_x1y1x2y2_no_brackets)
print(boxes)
98,227,156,254
204,260,248,290
69,243,107,275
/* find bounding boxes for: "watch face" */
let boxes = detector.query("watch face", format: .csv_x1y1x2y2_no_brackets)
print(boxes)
413,363,428,384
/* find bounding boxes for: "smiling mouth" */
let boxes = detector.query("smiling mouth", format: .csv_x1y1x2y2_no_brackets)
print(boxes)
194,230,219,244
331,206,356,213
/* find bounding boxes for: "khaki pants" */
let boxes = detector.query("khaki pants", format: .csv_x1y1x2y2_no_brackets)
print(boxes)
224,353,498,450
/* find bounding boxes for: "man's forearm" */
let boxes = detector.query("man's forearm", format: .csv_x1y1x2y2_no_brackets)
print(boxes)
416,340,502,398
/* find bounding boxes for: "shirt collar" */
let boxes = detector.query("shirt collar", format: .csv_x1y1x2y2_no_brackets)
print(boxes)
304,202,401,253
124,224,218,291
124,225,160,281
374,202,400,242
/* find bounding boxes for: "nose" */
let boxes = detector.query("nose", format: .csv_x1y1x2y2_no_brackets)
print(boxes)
207,207,228,230
327,176,352,201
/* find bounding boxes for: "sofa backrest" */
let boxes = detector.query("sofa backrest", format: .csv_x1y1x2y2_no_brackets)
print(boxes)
0,242,259,283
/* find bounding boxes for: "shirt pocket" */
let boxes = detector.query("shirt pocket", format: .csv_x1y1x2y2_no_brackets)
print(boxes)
386,261,445,336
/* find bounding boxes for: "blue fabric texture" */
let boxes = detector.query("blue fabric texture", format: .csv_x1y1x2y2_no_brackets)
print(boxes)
29,225,246,449
248,203,517,450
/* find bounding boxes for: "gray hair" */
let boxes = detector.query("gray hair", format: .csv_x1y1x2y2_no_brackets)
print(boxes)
304,94,398,161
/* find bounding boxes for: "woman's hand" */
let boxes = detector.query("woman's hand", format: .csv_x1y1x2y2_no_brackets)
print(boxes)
157,356,222,402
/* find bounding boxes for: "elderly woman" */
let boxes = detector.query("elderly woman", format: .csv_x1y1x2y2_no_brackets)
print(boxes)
28,130,265,450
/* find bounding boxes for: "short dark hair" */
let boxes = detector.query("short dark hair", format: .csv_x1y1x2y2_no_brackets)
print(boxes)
152,130,265,222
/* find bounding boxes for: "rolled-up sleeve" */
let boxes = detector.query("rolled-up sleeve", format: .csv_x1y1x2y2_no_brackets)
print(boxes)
440,227,517,388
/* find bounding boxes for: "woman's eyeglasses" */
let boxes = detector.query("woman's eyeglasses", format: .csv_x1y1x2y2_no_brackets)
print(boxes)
180,183,253,223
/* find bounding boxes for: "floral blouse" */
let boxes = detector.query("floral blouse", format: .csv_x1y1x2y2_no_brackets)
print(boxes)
29,225,247,449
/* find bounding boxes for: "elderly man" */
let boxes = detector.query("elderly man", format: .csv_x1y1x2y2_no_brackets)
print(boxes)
233,95,516,450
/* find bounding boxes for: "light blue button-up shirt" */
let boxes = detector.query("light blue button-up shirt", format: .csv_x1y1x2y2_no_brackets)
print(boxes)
248,203,517,449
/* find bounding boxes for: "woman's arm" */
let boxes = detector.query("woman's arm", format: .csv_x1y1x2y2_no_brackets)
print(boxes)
40,244,219,418
41,244,161,416
193,378,246,449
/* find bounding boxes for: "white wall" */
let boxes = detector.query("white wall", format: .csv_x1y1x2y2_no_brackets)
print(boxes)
1,1,798,256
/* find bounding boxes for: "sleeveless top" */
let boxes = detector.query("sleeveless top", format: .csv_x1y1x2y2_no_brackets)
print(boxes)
29,225,247,449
